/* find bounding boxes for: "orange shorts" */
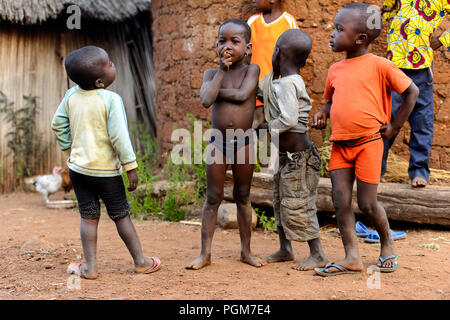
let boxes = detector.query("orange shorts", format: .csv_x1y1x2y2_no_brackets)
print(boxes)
328,133,383,184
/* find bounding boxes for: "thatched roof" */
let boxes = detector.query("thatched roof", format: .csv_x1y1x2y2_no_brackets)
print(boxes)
0,0,151,25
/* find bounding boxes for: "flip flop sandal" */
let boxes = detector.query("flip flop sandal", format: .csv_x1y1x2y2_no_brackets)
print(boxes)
337,221,377,237
135,257,161,274
314,262,361,277
364,231,406,243
377,254,398,273
355,221,377,237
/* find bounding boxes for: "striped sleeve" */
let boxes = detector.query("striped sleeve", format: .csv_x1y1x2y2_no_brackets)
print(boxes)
247,14,260,26
284,13,298,29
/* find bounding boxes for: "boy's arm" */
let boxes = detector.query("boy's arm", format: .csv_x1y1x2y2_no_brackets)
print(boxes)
107,94,138,172
381,60,418,139
380,83,418,139
312,68,333,130
51,97,72,156
200,50,233,107
200,68,226,107
265,80,300,136
218,64,260,103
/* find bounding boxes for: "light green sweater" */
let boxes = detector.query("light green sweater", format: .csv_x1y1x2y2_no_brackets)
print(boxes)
51,86,137,177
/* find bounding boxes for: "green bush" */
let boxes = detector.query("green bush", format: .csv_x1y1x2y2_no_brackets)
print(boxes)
0,92,49,187
162,191,187,222
124,123,161,220
319,122,331,177
255,207,276,232
125,114,210,222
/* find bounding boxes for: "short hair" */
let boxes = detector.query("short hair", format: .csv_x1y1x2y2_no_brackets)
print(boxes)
64,46,108,89
278,29,312,67
343,3,382,42
219,18,252,43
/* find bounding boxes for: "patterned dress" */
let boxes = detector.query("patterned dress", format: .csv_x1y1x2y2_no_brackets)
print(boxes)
383,0,450,69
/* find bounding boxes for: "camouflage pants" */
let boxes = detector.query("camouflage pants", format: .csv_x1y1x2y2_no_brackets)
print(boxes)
273,144,321,242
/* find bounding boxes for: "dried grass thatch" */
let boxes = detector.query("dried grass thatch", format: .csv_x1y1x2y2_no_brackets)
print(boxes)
0,0,151,25
384,153,450,186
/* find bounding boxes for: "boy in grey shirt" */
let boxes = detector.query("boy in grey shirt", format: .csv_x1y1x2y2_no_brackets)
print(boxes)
257,29,328,271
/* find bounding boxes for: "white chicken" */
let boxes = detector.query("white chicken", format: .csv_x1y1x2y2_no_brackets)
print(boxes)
33,166,63,202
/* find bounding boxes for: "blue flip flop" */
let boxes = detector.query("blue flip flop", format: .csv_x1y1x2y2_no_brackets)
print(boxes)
355,221,377,237
364,230,406,243
314,262,361,277
377,254,398,273
337,221,376,237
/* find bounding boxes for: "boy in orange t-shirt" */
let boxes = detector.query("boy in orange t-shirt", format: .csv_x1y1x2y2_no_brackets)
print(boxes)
312,4,418,276
247,0,297,123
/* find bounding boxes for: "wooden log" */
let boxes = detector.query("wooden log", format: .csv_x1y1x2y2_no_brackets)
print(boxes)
224,172,450,226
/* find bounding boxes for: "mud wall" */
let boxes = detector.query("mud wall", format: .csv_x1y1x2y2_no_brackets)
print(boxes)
151,0,450,170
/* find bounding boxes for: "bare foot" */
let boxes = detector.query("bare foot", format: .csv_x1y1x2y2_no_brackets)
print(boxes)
292,255,328,271
241,253,265,268
185,255,211,270
411,176,427,188
78,264,98,280
321,258,363,274
266,249,294,263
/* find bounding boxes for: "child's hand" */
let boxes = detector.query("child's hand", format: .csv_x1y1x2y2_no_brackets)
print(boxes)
380,123,399,140
126,168,138,192
312,110,328,129
219,50,232,71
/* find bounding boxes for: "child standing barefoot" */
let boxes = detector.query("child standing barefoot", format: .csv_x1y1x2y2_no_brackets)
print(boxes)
186,19,263,270
257,29,328,271
52,46,161,279
312,4,418,276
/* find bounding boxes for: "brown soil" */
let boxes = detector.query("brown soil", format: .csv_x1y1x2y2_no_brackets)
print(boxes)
0,191,449,300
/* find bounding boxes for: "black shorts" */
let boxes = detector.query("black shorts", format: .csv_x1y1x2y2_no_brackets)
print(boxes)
69,169,130,221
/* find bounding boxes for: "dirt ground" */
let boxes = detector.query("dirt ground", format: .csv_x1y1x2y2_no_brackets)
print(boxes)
0,191,449,301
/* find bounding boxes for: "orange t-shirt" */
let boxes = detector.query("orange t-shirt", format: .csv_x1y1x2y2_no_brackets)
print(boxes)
247,12,298,81
323,53,412,141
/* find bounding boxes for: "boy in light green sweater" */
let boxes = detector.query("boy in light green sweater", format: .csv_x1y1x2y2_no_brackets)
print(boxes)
52,46,161,279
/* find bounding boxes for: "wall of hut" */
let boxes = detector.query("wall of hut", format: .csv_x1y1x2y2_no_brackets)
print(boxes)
151,0,450,171
0,12,155,192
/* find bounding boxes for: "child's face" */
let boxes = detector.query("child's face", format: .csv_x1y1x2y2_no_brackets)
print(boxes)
329,9,361,52
97,55,116,89
271,41,281,73
217,23,250,64
253,0,272,12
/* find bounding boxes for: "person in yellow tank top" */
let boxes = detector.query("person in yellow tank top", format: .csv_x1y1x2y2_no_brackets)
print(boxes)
247,0,298,125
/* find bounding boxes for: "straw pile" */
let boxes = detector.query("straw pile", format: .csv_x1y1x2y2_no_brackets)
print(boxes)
384,153,450,186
